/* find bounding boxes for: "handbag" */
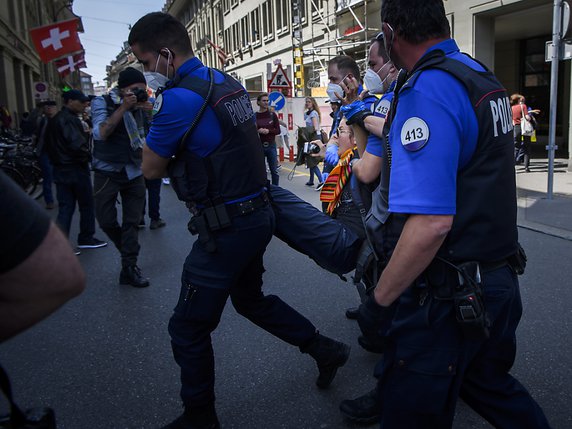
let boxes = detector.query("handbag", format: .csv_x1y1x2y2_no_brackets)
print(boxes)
0,364,56,429
520,104,534,137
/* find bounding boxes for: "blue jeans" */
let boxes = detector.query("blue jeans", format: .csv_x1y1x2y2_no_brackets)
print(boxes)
374,266,551,429
38,151,54,204
168,205,317,407
144,178,162,220
309,165,322,184
263,145,279,185
53,164,96,243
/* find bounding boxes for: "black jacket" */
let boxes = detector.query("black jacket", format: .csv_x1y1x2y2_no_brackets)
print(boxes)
46,107,91,167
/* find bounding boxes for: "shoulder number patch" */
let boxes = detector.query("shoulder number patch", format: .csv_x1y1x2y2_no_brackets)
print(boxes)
372,99,391,118
152,94,163,116
400,117,429,151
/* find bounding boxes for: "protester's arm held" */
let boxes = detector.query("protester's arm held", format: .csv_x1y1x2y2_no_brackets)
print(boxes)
352,152,383,184
374,214,453,306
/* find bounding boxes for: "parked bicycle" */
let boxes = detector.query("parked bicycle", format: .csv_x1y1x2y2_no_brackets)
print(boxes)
0,132,43,199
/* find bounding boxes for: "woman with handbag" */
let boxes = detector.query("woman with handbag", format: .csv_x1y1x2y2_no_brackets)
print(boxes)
303,97,324,189
511,93,533,172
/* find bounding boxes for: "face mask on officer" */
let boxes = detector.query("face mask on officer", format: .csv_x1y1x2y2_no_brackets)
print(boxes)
144,48,173,91
364,61,393,94
326,82,345,103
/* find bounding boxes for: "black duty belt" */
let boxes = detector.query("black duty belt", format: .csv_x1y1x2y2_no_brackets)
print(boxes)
225,192,269,217
479,259,510,274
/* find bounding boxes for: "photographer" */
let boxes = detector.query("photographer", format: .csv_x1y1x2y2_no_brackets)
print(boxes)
91,67,151,288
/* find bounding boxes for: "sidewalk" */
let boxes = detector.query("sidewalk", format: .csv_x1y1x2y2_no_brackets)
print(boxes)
516,158,572,240
279,157,572,240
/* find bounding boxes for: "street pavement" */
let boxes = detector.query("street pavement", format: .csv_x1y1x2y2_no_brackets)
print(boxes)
0,161,570,429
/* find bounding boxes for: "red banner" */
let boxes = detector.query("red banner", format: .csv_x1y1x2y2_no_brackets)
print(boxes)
29,19,82,63
55,52,86,77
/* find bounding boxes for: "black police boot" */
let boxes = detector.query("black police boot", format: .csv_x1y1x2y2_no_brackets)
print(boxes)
300,334,350,389
161,406,220,429
345,306,359,320
119,265,150,288
339,387,381,424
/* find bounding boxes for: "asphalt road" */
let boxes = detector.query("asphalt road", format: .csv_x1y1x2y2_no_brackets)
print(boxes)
0,167,570,429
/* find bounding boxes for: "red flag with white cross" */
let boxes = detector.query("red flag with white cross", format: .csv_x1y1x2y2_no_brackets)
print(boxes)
55,52,86,77
29,19,82,63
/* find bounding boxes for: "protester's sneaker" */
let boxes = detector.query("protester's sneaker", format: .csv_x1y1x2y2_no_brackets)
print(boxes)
305,181,314,187
77,237,108,249
162,178,171,185
276,164,282,171
119,265,150,288
339,387,381,424
345,307,359,320
74,249,81,256
138,219,146,229
315,182,324,191
150,218,166,230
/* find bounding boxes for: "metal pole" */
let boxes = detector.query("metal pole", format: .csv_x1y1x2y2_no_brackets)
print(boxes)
548,0,563,199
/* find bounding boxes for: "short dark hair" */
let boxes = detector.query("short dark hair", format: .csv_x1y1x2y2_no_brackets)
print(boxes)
128,12,193,55
381,0,450,44
329,56,361,82
257,92,269,102
370,37,390,62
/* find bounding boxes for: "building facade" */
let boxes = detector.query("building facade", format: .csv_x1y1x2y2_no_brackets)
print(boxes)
0,0,84,128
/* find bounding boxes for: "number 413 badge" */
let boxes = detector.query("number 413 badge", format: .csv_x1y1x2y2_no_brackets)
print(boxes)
400,117,430,151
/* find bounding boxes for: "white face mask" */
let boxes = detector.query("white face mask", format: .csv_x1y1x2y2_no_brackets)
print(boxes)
144,49,172,91
364,62,393,94
326,83,344,103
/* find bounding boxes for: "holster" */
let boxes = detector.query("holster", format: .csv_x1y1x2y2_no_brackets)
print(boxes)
187,200,232,253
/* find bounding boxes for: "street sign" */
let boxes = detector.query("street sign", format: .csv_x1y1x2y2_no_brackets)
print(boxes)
545,40,572,61
33,81,48,100
268,91,286,111
268,63,291,88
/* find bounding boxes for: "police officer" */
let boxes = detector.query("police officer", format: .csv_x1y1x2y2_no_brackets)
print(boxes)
355,1,552,427
128,13,350,429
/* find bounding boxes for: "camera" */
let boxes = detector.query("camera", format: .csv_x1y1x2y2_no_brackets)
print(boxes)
131,87,148,102
303,142,321,155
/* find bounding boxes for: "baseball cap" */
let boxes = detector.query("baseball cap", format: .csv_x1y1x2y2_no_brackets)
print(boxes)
62,89,89,102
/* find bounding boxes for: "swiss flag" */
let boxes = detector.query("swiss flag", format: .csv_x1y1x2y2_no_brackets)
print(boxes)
29,19,82,63
55,52,87,77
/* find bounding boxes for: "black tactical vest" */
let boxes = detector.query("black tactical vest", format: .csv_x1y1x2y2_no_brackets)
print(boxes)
171,69,267,204
92,95,143,166
392,50,518,262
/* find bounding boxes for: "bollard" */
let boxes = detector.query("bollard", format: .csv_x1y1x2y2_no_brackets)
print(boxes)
289,146,294,162
279,146,284,162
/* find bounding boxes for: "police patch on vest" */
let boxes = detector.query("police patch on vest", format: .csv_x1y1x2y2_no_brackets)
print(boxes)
373,99,391,119
400,117,429,151
152,94,163,116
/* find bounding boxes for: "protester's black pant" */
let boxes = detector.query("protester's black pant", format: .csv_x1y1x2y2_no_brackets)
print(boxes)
93,170,145,267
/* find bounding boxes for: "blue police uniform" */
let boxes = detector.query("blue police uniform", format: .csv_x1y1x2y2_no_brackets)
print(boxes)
148,58,321,412
364,83,395,158
374,40,551,428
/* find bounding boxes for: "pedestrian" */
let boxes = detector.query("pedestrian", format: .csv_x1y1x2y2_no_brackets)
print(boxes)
302,96,323,189
91,67,151,288
255,92,280,185
45,90,107,254
511,93,533,171
36,100,58,209
128,12,350,429
354,1,552,427
141,177,167,230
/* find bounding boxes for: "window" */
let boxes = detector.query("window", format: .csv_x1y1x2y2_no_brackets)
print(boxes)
276,0,289,34
251,8,261,46
262,1,274,41
240,16,250,48
311,0,325,18
231,0,238,8
245,75,263,91
223,0,230,14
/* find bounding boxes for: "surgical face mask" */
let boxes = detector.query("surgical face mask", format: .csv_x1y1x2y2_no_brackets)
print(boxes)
144,49,172,91
364,62,392,94
326,83,344,103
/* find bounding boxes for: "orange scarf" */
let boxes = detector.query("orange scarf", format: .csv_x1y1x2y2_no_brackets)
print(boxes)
319,147,355,215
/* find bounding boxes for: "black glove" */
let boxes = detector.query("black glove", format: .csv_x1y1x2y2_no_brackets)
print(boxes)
357,296,395,354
